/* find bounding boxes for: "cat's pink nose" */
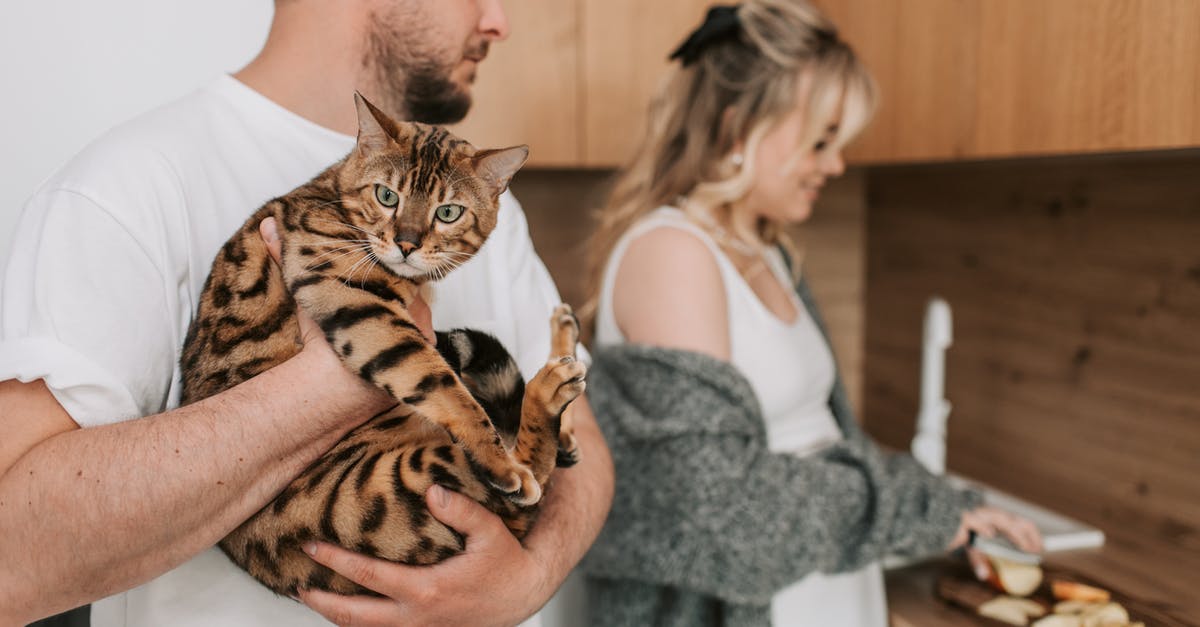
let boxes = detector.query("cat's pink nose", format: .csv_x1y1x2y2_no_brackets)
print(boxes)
394,233,421,256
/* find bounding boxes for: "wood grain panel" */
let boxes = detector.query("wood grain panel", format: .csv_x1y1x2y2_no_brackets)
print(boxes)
820,0,1200,162
864,150,1200,551
581,0,712,166
973,1,1200,158
815,0,980,163
450,0,580,166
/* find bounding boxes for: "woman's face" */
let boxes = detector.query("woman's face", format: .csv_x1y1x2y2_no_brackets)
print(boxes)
738,79,846,226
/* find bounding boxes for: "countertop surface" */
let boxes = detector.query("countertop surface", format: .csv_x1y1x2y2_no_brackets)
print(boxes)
885,526,1199,626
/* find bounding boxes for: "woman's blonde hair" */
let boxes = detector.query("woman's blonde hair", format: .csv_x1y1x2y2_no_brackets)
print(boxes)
582,0,876,333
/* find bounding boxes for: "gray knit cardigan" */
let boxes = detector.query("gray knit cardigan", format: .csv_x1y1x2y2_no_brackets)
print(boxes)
579,278,981,627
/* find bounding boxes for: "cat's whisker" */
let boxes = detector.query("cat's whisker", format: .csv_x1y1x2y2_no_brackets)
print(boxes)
307,246,371,270
306,242,373,259
340,251,375,282
360,256,381,289
311,238,373,246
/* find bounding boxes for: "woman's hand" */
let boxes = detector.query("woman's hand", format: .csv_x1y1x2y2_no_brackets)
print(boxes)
297,485,552,627
948,505,1044,581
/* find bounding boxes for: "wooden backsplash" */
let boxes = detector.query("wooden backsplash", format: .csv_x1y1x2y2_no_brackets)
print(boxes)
511,168,868,411
862,149,1200,549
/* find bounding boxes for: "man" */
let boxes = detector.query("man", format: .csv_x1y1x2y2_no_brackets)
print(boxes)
0,0,613,625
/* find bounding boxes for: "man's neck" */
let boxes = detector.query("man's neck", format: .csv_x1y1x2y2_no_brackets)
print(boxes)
234,6,367,136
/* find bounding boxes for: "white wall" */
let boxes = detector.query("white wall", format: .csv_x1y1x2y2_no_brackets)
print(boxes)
0,0,274,265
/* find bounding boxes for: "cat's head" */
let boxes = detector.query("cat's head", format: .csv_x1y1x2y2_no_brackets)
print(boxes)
332,93,528,282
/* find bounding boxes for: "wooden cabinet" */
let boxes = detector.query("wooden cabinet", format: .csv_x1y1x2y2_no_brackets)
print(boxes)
822,0,1200,163
580,0,711,166
460,0,1200,167
454,0,709,167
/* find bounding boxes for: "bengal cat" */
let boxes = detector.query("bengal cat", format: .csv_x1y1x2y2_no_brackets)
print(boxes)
178,94,585,596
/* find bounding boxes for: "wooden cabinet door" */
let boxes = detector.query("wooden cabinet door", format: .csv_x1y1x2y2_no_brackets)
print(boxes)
582,0,713,167
971,0,1200,158
823,0,1200,162
451,0,581,167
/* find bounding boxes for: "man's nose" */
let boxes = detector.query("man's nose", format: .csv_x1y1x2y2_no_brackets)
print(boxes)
480,0,510,41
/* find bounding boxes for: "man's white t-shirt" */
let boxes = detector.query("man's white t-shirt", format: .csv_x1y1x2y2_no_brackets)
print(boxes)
0,75,569,626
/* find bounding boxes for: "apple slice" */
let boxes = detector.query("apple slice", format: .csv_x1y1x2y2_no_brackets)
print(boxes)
986,556,1044,597
1032,615,1084,627
1080,602,1129,627
1053,600,1100,615
1052,580,1111,603
979,596,1046,626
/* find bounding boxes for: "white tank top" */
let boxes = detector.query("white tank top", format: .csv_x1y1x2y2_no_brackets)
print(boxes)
595,206,843,455
594,206,887,626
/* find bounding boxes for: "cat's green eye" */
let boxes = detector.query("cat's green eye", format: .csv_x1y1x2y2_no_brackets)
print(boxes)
435,203,465,223
375,185,399,208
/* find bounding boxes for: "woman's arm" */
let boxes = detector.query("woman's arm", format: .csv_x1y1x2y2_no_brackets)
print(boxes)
582,347,981,606
613,226,731,360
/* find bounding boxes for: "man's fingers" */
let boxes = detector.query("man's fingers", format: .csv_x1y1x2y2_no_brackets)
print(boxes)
303,542,413,594
298,588,402,627
426,485,508,546
259,217,283,264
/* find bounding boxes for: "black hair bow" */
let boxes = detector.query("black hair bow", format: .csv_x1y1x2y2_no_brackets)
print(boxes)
669,4,743,66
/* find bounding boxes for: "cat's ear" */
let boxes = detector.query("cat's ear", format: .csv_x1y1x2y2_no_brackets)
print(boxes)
471,145,529,197
353,92,394,154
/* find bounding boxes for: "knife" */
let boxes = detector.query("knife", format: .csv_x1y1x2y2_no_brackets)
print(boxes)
969,531,1043,565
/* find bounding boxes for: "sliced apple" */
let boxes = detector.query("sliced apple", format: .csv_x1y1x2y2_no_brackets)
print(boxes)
1080,602,1129,627
986,556,1044,597
1032,615,1084,627
980,596,1045,626
1053,600,1100,615
1052,580,1112,603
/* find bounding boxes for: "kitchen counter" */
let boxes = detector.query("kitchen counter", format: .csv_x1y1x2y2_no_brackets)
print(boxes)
885,526,1199,626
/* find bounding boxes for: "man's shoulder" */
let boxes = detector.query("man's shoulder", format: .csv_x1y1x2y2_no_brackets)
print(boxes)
39,81,229,208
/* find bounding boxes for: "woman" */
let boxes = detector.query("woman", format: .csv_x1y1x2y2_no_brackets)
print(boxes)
579,2,1042,625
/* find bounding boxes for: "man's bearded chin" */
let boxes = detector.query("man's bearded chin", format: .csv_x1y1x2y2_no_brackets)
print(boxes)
403,65,473,125
366,31,474,125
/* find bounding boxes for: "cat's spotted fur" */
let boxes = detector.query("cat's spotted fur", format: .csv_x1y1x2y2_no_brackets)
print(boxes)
179,94,584,595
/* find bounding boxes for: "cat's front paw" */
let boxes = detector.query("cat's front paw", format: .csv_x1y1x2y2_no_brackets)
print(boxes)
544,356,587,414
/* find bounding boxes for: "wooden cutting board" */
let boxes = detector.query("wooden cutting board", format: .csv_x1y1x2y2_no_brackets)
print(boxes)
934,560,1193,626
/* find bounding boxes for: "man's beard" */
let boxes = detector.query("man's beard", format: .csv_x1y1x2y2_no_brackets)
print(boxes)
366,21,476,125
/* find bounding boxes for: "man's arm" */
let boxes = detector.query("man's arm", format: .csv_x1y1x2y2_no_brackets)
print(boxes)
0,338,394,625
297,395,614,627
0,219,434,625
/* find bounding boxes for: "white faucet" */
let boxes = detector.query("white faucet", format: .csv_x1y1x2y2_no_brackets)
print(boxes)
912,297,953,475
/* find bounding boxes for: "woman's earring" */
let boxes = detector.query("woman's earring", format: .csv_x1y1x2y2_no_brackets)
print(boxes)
730,153,744,167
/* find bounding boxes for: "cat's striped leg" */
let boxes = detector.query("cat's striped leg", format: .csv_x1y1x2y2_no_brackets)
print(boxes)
283,262,541,506
513,304,585,485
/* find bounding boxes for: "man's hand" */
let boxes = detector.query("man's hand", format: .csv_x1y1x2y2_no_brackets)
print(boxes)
298,485,550,627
